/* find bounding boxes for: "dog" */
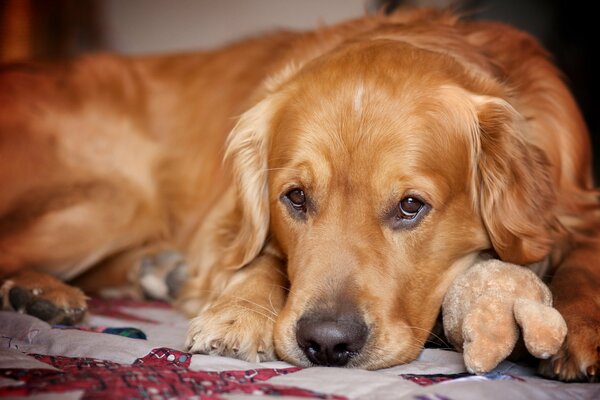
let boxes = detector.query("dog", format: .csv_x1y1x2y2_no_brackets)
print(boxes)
0,8,598,382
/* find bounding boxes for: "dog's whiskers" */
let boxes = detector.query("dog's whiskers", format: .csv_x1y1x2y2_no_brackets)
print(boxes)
267,288,281,316
235,304,277,324
272,266,289,280
192,289,279,317
366,344,415,365
229,295,279,317
405,325,452,349
271,283,294,295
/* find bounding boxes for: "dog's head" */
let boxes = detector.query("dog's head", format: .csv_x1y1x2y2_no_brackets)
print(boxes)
225,37,557,368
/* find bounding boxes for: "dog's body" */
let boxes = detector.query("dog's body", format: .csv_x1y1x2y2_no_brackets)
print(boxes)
1,9,599,381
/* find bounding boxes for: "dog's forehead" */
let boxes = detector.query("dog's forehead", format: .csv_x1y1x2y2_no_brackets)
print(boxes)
270,78,473,191
276,43,472,142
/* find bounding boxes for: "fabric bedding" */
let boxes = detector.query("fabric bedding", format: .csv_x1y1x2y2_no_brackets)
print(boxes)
1,298,598,399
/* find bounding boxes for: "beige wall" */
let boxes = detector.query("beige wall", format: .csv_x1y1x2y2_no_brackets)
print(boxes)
100,0,369,54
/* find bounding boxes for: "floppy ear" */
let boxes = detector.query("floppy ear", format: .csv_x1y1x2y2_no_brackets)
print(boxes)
222,95,280,269
473,96,558,265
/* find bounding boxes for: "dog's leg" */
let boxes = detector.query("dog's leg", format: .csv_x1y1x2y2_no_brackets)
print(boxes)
184,254,287,362
538,243,600,381
0,181,163,323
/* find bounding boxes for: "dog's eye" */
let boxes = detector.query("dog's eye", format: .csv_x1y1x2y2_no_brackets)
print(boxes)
286,188,307,211
397,197,423,219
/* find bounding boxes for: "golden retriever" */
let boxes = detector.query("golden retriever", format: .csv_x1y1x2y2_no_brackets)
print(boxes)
0,9,598,382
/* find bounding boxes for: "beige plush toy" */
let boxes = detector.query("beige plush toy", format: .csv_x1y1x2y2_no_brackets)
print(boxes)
442,259,567,374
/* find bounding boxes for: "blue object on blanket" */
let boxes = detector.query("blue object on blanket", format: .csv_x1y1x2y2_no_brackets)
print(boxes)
103,327,147,339
54,325,147,340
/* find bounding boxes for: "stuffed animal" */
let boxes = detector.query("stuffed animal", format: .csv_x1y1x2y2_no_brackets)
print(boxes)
442,259,567,374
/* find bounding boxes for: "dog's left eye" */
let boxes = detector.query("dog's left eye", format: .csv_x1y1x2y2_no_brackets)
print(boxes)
285,188,307,212
397,197,424,219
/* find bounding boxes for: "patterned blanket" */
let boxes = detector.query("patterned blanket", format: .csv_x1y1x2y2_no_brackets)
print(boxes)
1,298,598,399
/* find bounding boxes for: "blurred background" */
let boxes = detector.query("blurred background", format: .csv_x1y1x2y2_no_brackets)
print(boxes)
0,0,597,177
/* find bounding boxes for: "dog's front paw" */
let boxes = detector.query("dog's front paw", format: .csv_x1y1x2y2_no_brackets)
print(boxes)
538,313,600,382
185,298,277,363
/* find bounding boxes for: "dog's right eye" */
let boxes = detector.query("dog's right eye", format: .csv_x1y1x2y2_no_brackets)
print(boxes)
387,194,429,230
398,197,423,219
285,188,307,212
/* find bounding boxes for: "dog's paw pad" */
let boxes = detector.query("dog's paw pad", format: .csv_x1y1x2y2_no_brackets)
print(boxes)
138,250,188,300
1,272,88,325
26,298,60,321
8,286,33,311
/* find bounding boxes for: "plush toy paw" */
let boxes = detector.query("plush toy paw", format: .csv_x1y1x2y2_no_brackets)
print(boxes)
443,259,567,374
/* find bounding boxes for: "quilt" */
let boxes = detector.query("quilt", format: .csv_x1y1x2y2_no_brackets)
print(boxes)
1,298,598,399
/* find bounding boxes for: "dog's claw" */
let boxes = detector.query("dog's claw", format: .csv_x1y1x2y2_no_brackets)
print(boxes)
257,343,265,354
587,365,596,376
185,336,196,351
553,358,563,375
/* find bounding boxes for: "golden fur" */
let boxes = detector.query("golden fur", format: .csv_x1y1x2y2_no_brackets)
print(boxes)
1,9,598,381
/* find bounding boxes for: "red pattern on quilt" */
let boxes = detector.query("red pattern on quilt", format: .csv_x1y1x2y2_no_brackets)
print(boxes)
400,373,471,386
0,347,345,399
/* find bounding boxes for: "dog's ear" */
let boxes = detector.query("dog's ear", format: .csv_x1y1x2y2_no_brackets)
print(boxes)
218,64,301,270
473,96,558,265
222,95,280,269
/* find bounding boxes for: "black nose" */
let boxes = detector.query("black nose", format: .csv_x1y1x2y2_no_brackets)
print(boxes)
296,315,368,367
